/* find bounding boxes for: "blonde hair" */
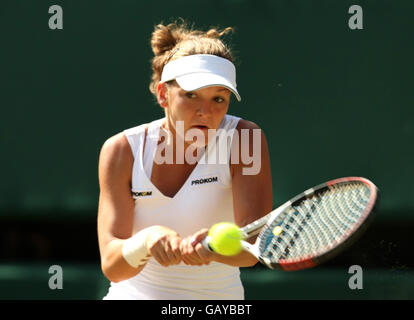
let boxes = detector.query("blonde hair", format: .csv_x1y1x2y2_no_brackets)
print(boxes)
149,19,235,97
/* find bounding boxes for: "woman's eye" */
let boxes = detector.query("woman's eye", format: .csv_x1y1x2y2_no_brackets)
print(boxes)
214,97,225,103
186,92,197,99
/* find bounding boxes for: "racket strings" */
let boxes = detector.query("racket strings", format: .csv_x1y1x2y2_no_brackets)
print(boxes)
259,182,371,263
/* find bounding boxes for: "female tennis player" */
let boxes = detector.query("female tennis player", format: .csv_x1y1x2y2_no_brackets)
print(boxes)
98,21,273,299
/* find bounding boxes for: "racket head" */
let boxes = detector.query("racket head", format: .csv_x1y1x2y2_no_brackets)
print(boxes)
255,177,378,271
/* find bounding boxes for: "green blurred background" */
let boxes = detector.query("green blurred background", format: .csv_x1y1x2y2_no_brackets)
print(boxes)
0,0,413,299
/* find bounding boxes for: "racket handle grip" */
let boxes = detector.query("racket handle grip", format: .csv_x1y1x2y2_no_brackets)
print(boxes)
201,236,214,252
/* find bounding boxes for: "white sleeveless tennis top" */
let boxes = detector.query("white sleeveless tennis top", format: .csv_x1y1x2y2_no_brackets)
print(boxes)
103,114,244,300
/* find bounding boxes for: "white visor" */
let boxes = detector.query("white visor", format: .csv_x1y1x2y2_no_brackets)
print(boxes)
160,54,241,101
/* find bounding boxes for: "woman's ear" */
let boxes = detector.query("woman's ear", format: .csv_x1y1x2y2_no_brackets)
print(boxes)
157,82,169,108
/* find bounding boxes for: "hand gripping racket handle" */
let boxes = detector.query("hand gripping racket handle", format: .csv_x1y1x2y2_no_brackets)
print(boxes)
201,236,213,252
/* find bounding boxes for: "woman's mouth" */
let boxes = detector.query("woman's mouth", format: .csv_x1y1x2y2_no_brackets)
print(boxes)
192,125,209,130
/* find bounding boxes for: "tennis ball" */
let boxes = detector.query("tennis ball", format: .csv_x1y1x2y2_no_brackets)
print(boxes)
208,222,243,256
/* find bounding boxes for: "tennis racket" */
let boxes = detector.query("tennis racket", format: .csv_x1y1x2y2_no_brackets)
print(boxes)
202,177,378,271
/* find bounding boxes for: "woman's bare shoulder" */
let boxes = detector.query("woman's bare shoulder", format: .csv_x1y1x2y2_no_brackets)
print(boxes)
101,132,131,158
235,119,261,130
99,132,134,177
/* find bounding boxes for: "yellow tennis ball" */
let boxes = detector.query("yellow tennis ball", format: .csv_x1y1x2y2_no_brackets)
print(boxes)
208,222,242,256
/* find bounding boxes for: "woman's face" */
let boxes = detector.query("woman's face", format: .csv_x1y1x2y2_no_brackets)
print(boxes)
158,81,231,146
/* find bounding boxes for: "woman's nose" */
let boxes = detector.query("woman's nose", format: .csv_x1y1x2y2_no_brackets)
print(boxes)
196,102,212,116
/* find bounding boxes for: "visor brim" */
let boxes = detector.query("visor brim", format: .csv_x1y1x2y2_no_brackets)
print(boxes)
175,73,241,102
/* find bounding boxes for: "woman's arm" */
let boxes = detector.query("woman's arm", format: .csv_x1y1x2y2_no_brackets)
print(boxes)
97,132,182,283
97,132,142,282
218,119,273,266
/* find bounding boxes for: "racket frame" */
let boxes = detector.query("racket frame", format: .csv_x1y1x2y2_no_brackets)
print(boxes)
252,177,378,270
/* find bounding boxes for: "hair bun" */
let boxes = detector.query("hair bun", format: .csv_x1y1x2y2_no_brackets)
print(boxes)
151,23,183,56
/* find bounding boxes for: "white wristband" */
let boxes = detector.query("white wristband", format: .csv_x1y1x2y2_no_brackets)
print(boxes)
122,228,152,268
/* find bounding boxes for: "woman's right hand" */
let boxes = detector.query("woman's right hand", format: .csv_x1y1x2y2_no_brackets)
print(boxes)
145,226,183,267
